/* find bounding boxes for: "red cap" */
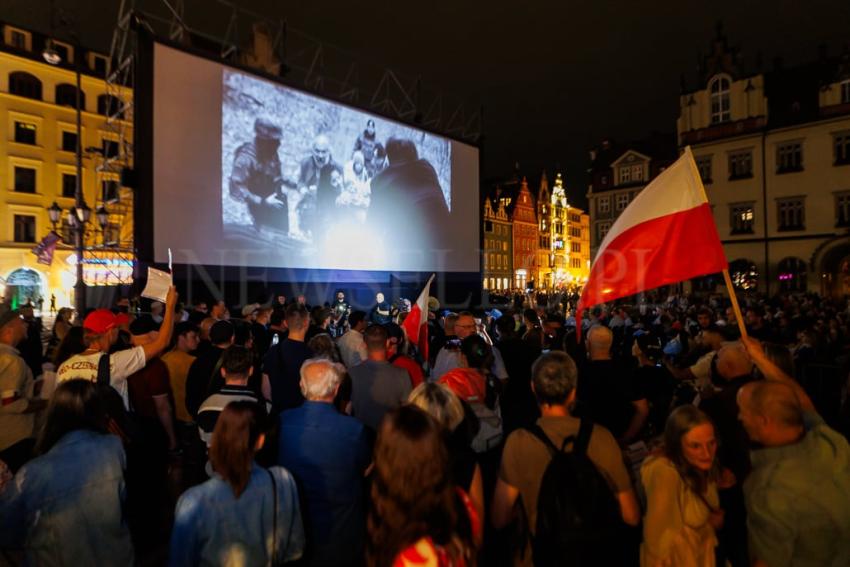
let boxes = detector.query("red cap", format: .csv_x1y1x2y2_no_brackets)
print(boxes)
83,309,120,334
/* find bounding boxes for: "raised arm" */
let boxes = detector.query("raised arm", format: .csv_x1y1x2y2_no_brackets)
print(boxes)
740,336,814,412
142,286,178,361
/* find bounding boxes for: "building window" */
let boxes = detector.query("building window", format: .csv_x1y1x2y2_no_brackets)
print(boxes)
571,242,581,253
51,41,72,64
62,173,77,198
9,30,27,51
836,193,850,227
13,121,36,145
102,139,120,159
13,215,36,243
696,155,712,183
615,193,630,211
834,132,850,165
728,150,753,179
97,95,123,119
571,258,581,269
631,165,643,182
103,224,120,246
55,83,85,109
14,166,36,193
842,80,850,104
776,142,803,173
729,259,758,290
778,257,807,292
619,166,631,185
90,54,109,76
484,220,493,233
777,198,805,231
61,131,78,153
597,222,611,242
8,71,42,100
730,203,755,234
709,75,731,124
598,196,610,214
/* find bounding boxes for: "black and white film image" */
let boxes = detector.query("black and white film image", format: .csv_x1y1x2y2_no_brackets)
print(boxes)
222,69,453,271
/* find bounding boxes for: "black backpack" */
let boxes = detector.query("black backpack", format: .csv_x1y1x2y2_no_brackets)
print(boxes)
527,419,622,567
96,354,142,445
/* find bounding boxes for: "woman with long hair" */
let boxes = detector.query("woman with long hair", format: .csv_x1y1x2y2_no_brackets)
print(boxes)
0,379,134,565
169,401,304,566
640,405,723,567
367,405,480,567
45,307,73,360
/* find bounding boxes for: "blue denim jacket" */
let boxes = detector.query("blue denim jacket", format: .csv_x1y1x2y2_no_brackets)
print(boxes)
0,429,134,566
170,464,305,566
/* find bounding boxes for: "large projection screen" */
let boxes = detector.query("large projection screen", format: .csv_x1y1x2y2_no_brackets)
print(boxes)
151,42,480,274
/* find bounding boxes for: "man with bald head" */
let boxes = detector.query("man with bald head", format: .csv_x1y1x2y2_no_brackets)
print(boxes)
576,325,649,443
278,358,370,567
738,338,850,567
431,312,508,382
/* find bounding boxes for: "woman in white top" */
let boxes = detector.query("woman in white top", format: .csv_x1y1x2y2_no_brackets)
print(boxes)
641,405,723,567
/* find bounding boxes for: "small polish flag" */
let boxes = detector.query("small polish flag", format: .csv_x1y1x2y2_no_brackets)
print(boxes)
577,147,727,333
402,274,436,362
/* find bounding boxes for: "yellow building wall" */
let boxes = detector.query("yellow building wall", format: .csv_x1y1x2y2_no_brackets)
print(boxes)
0,47,133,309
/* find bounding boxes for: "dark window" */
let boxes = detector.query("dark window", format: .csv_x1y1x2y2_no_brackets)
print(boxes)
61,131,77,153
14,121,36,145
836,193,850,227
102,179,119,202
728,151,753,179
14,166,36,193
8,71,42,100
571,241,581,253
777,142,803,173
484,220,493,232
62,173,76,198
696,156,712,183
842,80,850,105
91,55,108,76
834,133,850,165
103,224,120,246
55,83,85,109
9,30,27,50
13,215,36,243
102,139,120,159
96,94,123,119
730,203,755,234
778,257,807,292
52,43,70,63
777,198,805,231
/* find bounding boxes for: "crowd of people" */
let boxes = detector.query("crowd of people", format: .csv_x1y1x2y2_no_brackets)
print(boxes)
1,286,849,566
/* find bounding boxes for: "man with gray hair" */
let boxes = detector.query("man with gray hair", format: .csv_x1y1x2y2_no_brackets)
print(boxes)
492,351,640,566
278,358,370,567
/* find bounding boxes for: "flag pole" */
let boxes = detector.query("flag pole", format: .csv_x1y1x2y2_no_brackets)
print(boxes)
722,269,749,339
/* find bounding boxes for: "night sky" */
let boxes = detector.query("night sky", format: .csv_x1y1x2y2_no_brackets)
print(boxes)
7,0,850,208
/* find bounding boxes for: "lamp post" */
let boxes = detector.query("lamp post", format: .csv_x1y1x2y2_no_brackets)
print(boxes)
44,32,87,317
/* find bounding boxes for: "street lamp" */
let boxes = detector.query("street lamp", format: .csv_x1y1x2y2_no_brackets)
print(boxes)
42,18,87,317
47,201,62,227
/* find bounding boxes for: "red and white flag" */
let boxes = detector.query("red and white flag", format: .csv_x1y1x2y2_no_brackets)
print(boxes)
402,274,436,362
577,147,727,329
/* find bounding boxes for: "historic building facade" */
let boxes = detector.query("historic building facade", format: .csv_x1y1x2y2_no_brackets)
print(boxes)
677,29,850,296
510,178,537,290
0,22,134,309
482,195,513,291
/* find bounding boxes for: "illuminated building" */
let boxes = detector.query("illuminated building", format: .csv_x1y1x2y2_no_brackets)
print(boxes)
536,172,590,290
0,22,133,309
678,28,850,296
482,194,513,292
510,178,537,290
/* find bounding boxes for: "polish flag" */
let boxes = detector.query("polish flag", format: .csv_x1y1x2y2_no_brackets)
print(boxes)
402,274,436,362
577,147,727,330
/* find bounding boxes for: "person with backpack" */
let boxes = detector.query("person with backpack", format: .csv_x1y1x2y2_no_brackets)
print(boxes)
55,286,178,408
491,351,640,567
437,334,503,453
640,405,722,567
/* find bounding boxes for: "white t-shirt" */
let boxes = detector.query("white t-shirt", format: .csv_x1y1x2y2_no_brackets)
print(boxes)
56,346,146,409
